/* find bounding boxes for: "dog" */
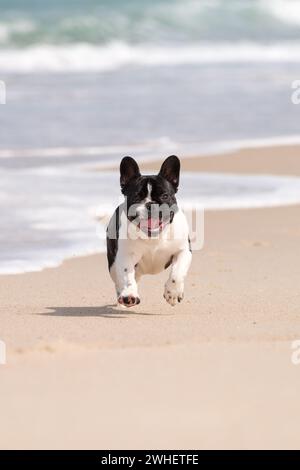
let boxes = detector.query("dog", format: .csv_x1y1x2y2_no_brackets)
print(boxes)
106,155,192,307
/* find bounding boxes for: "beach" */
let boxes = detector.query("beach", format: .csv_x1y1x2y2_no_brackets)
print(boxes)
1,144,300,449
1,0,300,452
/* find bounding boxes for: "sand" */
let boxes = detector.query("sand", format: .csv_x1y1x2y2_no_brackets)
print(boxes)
1,145,300,449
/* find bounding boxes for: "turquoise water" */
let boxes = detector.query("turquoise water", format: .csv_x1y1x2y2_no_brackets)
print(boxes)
1,0,300,72
1,0,300,47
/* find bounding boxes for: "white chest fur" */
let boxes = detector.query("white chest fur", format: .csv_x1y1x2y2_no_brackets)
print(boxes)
129,210,190,275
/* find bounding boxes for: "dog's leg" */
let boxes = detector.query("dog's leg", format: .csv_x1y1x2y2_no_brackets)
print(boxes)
115,249,141,308
164,248,192,306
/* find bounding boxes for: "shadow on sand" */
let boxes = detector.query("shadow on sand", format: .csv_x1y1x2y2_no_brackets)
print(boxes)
39,305,163,319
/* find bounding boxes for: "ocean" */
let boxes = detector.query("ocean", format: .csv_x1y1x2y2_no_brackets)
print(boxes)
1,0,300,273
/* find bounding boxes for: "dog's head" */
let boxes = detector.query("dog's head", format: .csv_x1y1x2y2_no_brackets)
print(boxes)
120,155,180,235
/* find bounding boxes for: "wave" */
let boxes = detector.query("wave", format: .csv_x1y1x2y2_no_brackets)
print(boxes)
1,0,300,73
1,0,300,48
1,135,300,164
265,0,300,26
0,138,176,159
1,41,300,73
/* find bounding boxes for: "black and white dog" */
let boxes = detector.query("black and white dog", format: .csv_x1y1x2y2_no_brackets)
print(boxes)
106,155,192,307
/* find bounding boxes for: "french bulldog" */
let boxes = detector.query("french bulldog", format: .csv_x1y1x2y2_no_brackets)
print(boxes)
106,155,192,307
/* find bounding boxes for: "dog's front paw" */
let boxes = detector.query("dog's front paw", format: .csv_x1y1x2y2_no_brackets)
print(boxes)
118,293,140,308
163,279,184,306
117,284,140,308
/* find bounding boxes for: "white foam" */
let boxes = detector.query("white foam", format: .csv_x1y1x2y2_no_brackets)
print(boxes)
180,172,300,210
1,41,300,73
263,0,300,26
0,19,35,45
0,137,176,160
1,135,299,168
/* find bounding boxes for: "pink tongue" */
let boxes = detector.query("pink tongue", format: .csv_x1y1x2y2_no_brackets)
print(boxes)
140,218,160,230
149,218,160,229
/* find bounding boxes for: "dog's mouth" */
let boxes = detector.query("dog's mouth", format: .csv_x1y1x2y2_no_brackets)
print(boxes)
138,217,165,233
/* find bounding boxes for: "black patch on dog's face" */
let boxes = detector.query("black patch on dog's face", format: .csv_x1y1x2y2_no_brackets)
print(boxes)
123,175,177,211
119,155,180,230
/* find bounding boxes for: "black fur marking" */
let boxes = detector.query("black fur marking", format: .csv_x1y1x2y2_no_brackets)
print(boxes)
164,256,173,270
188,236,192,253
120,156,141,190
106,205,121,270
158,155,180,192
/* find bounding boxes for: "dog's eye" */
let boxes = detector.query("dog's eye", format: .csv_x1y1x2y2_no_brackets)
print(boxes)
161,193,169,200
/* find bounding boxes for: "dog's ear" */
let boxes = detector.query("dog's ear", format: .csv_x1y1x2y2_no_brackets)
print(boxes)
158,155,180,191
120,156,141,190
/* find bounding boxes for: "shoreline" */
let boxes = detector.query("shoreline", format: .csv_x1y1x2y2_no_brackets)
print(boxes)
140,143,300,176
2,142,300,277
